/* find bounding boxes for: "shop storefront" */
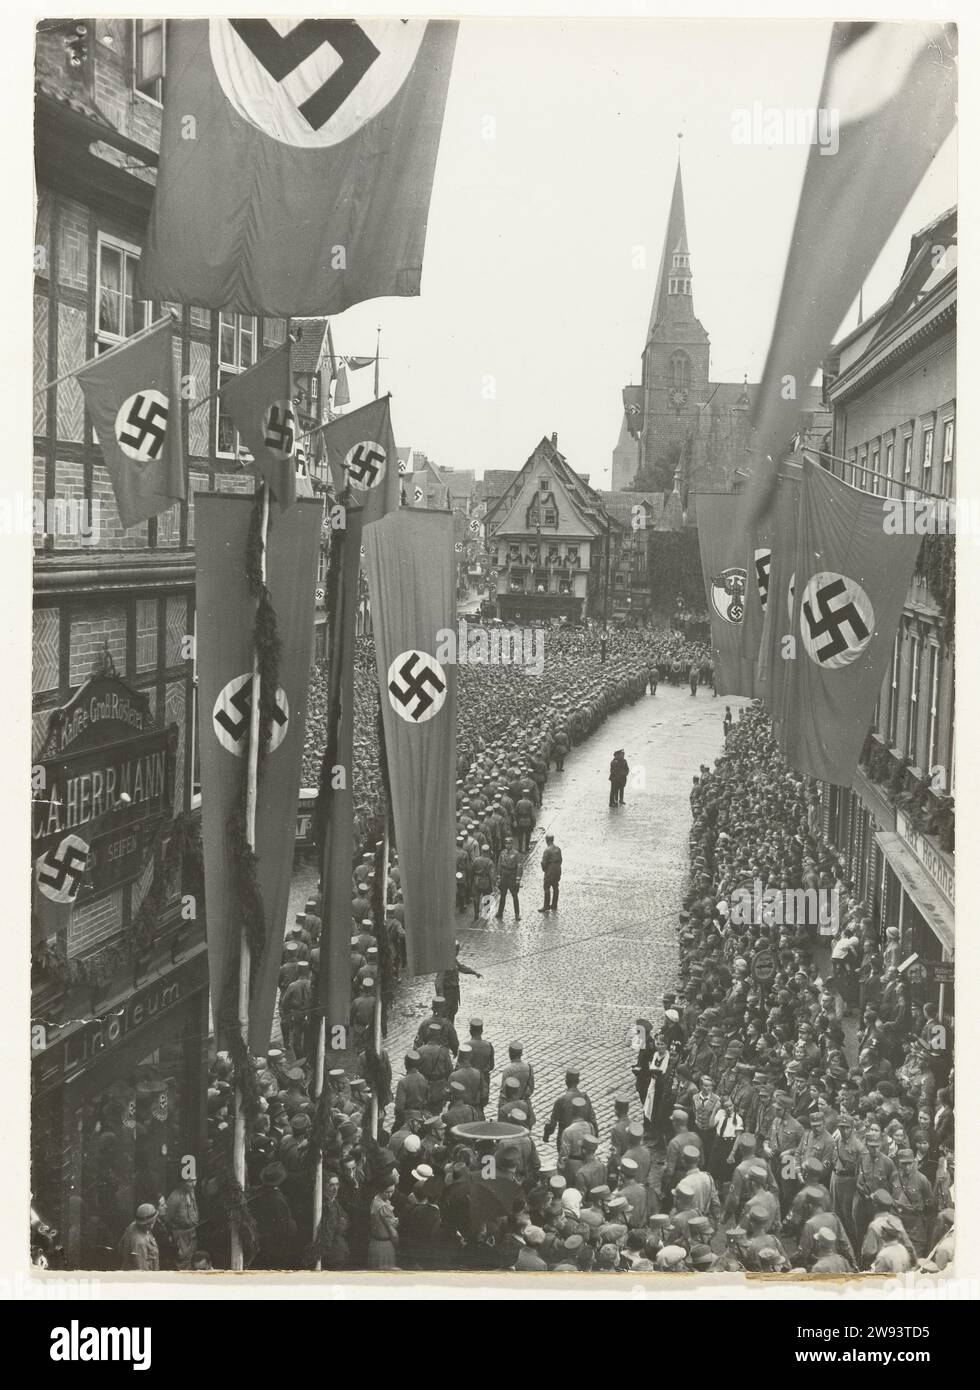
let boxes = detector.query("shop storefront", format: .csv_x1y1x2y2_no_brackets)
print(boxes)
876,808,954,1022
31,946,208,1270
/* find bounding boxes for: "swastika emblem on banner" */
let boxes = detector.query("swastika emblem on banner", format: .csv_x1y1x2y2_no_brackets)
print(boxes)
36,833,90,904
387,650,448,723
786,572,796,622
345,439,387,491
263,400,296,460
709,566,746,625
414,486,424,504
115,389,169,462
213,672,290,754
754,547,772,612
211,18,426,148
800,571,874,668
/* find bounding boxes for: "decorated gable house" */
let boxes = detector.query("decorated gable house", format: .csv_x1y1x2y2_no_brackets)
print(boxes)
484,433,618,624
31,20,318,1265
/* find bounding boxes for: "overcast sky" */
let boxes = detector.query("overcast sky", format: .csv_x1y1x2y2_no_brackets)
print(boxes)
329,18,957,488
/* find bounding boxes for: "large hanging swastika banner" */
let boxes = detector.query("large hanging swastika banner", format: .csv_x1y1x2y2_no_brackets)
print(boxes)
196,493,322,1050
784,458,922,787
76,318,185,529
323,395,400,527
137,18,458,316
364,508,457,977
695,493,755,697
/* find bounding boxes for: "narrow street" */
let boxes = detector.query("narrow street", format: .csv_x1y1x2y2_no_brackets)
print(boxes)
383,682,746,1164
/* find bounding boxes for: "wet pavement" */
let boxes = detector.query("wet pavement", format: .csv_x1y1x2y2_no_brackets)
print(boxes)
288,681,747,1166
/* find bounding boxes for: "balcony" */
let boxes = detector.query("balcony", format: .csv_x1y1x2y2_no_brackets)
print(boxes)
859,733,954,852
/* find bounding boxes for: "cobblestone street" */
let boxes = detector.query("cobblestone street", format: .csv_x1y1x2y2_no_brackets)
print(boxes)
290,682,746,1167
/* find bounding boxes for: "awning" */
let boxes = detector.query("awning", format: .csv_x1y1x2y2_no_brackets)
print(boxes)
876,831,954,954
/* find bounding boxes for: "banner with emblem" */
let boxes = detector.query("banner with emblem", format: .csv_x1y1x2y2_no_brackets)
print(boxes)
136,18,459,316
220,342,297,509
695,493,755,697
364,509,457,977
319,505,364,1038
196,493,322,1048
622,385,644,440
323,394,399,526
75,317,185,529
784,459,922,787
754,470,801,743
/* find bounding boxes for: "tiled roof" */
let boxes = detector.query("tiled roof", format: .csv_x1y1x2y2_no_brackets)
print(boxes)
293,319,327,373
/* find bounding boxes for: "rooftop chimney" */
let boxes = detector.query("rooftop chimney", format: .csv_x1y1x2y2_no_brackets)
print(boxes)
550,432,558,447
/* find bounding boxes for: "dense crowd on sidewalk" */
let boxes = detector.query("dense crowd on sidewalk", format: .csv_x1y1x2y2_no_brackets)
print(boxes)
115,636,953,1276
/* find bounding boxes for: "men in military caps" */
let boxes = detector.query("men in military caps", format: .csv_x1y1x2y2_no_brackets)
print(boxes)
860,1191,915,1270
765,1090,804,1204
574,1132,607,1196
663,1109,703,1193
675,1144,721,1226
810,1226,853,1274
414,998,460,1056
387,1111,423,1162
394,1052,429,1126
444,1082,481,1131
890,1146,935,1257
736,1162,782,1233
499,1076,537,1130
616,1156,650,1228
449,1043,485,1114
497,1113,540,1186
280,961,313,1057
514,790,535,853
853,1122,897,1244
499,1041,534,1105
542,1068,596,1146
794,1188,857,1270
496,836,523,921
607,1094,633,1180
416,1025,454,1112
557,1097,594,1184
349,976,377,1053
467,1018,495,1110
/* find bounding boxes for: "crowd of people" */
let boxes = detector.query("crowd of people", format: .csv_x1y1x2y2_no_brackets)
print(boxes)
115,632,953,1276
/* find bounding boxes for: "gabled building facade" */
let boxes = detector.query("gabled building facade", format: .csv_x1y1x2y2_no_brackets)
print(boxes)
484,434,616,623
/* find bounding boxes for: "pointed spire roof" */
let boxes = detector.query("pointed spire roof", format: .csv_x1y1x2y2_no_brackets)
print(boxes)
646,159,690,341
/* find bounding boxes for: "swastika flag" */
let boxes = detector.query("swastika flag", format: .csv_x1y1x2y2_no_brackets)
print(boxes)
136,19,458,317
76,317,185,529
323,394,400,527
195,493,322,1050
364,509,457,977
784,459,922,787
219,342,297,509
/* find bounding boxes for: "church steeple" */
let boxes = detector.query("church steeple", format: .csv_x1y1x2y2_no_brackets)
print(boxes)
645,158,694,342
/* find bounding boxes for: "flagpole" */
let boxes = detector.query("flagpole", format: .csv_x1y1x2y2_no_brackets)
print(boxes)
34,313,174,394
374,326,381,400
370,825,389,1140
311,1009,327,1270
231,480,270,1272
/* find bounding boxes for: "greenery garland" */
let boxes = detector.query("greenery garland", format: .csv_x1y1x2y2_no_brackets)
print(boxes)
313,501,346,855
915,532,955,637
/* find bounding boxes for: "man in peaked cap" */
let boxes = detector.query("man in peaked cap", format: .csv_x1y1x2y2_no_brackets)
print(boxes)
449,1043,484,1113
663,1109,702,1193
414,997,460,1056
542,1068,596,1146
394,1052,429,1126
574,1132,607,1196
467,1018,495,1110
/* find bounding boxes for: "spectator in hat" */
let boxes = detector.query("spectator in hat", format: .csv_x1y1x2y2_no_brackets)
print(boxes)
367,1176,399,1270
251,1163,297,1270
118,1202,160,1271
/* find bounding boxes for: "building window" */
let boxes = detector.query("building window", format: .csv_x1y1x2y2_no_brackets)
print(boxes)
134,19,166,104
884,440,894,497
906,632,920,764
927,643,942,783
544,509,557,526
902,433,913,482
669,352,691,389
887,631,900,746
941,417,954,495
922,425,934,489
566,546,579,567
216,312,257,456
870,445,880,495
96,235,149,346
540,478,549,493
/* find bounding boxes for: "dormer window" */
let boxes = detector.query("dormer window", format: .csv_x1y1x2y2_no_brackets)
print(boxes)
540,478,549,493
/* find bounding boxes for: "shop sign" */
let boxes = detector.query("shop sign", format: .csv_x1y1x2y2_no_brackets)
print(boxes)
896,809,954,907
32,674,177,900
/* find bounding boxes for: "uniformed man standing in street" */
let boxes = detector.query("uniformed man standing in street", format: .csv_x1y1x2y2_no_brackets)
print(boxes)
495,836,522,921
499,1041,534,1106
542,1068,597,1146
539,834,563,913
466,1018,495,1111
514,792,535,853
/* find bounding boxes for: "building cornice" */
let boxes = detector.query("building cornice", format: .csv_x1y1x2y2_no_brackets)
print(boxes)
34,550,196,599
830,281,956,406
